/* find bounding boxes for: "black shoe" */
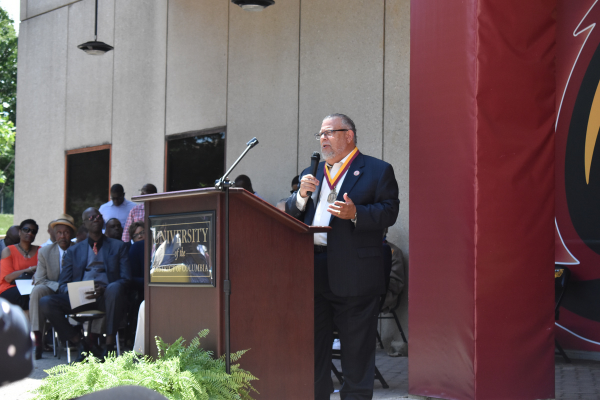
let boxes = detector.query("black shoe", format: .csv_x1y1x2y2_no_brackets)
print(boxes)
74,340,92,363
101,344,116,361
89,342,103,359
34,346,43,360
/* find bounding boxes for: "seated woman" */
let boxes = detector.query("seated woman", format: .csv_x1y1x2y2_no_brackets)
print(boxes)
0,219,40,310
129,221,145,243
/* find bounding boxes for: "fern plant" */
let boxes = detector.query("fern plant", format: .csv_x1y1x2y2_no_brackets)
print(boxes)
32,330,258,400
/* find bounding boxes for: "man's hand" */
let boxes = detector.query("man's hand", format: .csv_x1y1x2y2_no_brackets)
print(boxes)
85,284,106,300
299,174,320,198
327,193,357,220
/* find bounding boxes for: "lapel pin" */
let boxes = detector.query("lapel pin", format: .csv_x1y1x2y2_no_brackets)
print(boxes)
354,170,360,176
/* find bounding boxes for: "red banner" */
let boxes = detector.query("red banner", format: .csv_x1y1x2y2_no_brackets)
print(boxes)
410,1,556,398
555,0,600,352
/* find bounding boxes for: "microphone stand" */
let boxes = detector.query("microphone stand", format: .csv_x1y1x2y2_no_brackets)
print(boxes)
215,137,259,374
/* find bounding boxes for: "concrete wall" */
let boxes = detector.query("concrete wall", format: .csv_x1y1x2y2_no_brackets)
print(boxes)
65,0,114,150
227,0,300,203
22,0,76,20
15,6,68,239
383,0,410,348
110,0,167,195
16,0,410,347
166,0,228,135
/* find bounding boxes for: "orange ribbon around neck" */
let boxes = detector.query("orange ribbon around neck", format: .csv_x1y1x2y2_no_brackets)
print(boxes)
324,147,360,190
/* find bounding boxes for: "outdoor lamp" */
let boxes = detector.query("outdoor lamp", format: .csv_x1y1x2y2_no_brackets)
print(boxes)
231,0,275,12
78,0,113,55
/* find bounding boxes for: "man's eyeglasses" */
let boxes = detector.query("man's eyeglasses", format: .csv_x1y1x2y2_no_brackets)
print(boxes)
21,227,38,235
133,232,145,239
315,129,348,140
88,214,103,222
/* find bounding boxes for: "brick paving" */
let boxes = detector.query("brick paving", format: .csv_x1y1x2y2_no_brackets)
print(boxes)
329,350,600,400
555,357,600,400
2,347,600,399
330,348,409,399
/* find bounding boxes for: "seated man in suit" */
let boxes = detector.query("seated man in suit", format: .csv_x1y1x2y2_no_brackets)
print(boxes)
29,214,76,359
105,218,124,241
40,207,131,361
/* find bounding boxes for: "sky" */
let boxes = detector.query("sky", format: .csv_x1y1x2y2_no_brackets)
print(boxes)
0,0,19,34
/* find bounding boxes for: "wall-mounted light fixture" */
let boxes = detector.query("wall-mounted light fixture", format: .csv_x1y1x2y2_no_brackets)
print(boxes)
78,0,113,55
231,0,275,12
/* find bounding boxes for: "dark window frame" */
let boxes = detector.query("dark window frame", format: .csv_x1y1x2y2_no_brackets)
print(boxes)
164,126,227,192
64,144,111,225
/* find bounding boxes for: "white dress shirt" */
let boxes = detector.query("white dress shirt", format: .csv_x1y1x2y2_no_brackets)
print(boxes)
296,150,356,245
99,199,136,228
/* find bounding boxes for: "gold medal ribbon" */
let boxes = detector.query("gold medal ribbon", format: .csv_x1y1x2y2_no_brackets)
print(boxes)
324,147,360,190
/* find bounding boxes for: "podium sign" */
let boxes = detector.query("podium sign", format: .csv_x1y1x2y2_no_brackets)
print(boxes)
149,211,216,287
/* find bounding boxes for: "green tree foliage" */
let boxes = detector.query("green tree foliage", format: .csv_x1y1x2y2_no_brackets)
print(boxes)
0,6,17,125
0,7,16,213
32,330,258,400
0,106,14,211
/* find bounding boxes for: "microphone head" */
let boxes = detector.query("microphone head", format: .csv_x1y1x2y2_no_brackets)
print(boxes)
247,137,259,148
311,151,320,161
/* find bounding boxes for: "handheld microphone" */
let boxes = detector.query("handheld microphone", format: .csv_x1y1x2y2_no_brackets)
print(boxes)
307,152,320,197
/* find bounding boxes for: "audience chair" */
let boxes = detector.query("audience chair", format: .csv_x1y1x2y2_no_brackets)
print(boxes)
555,266,571,363
52,326,57,357
63,310,120,363
331,329,389,389
377,295,408,348
376,242,407,348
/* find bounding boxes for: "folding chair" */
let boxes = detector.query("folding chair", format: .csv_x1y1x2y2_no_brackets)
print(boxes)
378,295,407,347
555,266,571,363
376,241,407,348
63,310,120,363
331,330,389,389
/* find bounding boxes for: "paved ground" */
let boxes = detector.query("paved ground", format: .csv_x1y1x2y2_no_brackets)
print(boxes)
2,347,600,399
330,348,409,399
555,357,600,400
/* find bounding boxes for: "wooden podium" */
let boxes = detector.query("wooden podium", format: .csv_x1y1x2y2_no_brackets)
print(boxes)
134,188,329,399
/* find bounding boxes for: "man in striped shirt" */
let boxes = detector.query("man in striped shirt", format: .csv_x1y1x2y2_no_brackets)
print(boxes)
122,184,157,242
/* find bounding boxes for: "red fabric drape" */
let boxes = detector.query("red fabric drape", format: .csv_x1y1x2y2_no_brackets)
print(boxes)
410,1,556,399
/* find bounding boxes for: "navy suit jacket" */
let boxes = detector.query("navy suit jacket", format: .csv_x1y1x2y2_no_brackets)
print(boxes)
286,152,400,297
58,237,132,294
129,240,145,289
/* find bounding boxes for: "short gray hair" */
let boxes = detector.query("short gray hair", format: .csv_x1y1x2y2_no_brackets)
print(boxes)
323,113,357,144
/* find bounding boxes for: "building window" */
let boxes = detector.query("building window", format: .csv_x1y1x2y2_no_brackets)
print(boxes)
65,145,111,228
166,128,226,192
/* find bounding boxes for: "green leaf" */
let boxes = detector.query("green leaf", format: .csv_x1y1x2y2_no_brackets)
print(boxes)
32,330,258,400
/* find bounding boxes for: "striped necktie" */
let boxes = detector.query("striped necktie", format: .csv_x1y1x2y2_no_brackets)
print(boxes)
60,250,66,272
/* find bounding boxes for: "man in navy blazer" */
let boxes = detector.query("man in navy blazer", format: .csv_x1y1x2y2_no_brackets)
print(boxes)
40,207,131,361
286,114,399,400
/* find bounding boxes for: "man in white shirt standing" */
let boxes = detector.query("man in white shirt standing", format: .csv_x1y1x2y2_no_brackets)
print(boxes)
99,184,136,229
40,221,56,247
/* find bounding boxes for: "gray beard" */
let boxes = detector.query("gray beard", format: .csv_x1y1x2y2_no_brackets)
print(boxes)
321,148,336,162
